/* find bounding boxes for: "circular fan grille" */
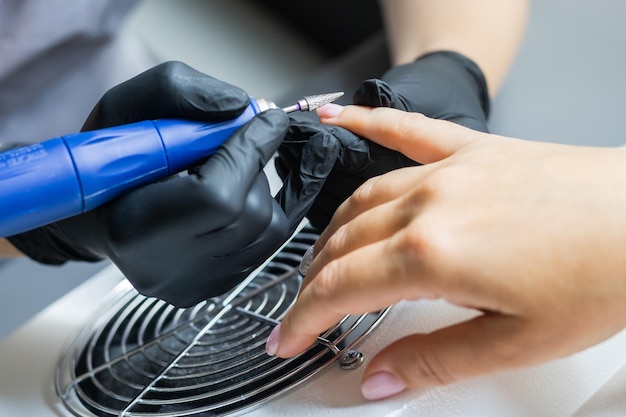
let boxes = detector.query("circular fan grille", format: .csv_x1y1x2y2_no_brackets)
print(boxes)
55,225,388,416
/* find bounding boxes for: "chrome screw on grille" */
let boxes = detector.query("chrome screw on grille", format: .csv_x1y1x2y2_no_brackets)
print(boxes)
339,350,364,370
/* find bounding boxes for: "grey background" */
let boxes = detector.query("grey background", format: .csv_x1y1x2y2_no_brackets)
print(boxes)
2,0,625,340
489,0,626,146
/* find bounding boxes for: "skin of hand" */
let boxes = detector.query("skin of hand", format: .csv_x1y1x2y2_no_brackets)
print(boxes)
266,104,626,400
379,0,529,96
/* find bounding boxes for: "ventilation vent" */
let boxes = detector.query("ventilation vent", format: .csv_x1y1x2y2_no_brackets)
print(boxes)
56,225,388,416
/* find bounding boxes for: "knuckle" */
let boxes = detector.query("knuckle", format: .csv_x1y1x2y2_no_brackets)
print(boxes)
309,260,342,304
125,273,156,298
90,93,119,124
391,221,454,295
393,224,433,267
158,60,186,79
417,169,454,198
393,232,421,262
323,224,349,255
394,111,430,137
407,218,449,256
154,61,190,94
391,230,431,292
96,91,115,111
347,176,380,208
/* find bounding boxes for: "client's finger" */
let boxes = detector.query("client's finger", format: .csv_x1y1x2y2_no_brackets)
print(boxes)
318,104,486,163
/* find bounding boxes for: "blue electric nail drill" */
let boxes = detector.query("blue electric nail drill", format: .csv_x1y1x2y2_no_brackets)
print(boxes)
0,92,343,237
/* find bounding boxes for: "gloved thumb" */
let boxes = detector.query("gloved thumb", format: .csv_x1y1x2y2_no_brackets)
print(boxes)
198,109,288,197
360,314,528,400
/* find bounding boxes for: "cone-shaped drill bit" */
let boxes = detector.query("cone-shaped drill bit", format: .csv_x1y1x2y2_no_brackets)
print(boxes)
282,92,344,114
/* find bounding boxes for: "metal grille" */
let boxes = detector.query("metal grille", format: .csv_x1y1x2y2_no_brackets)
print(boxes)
55,225,388,416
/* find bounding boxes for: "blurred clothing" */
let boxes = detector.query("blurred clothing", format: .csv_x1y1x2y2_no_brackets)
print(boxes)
252,0,383,57
0,0,155,147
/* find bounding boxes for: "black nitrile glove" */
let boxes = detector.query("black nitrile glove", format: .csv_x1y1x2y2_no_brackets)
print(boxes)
276,50,490,229
354,50,489,131
275,116,373,229
8,61,325,307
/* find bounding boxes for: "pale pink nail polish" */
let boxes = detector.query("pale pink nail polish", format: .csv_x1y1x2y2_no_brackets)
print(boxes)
265,324,281,356
298,245,315,276
316,103,344,118
361,372,406,400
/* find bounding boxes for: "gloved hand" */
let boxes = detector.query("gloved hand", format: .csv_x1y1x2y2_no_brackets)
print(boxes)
276,50,490,229
274,117,373,229
355,50,490,131
7,61,327,307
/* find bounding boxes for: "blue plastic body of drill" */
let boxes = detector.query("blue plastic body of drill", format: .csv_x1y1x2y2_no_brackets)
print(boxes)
0,99,264,237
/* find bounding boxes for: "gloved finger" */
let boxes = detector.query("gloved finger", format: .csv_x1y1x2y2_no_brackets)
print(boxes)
355,77,456,120
275,116,374,230
303,170,362,230
275,115,329,184
280,116,373,174
353,78,408,110
82,61,250,130
360,314,530,400
275,130,341,233
354,56,491,133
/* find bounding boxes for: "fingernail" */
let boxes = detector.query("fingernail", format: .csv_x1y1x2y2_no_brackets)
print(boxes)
316,103,344,118
298,245,315,276
361,372,406,400
265,323,281,356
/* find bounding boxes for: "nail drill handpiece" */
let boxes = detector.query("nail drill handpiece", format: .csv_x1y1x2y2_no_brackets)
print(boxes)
0,91,345,236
